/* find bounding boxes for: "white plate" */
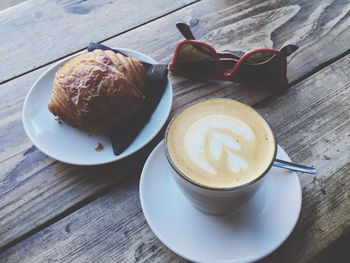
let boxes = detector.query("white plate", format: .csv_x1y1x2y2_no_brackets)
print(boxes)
140,140,302,263
22,49,173,165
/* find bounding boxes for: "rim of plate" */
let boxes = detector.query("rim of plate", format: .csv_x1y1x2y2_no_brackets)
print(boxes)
22,48,173,165
140,140,302,263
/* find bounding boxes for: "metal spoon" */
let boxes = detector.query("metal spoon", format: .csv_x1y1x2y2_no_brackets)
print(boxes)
273,159,316,174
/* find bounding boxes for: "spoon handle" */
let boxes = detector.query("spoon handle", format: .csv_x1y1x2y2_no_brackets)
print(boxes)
273,159,316,174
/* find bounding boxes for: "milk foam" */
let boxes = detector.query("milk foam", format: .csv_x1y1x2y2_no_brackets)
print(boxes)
166,99,276,188
184,114,254,175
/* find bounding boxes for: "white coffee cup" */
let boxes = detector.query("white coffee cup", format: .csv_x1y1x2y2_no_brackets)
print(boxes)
164,99,277,215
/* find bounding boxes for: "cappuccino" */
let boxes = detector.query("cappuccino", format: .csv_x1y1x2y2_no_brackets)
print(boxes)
166,99,276,188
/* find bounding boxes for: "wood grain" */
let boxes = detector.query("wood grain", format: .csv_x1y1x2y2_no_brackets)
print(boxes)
3,0,350,162
0,133,165,251
2,0,350,84
0,179,187,263
259,55,350,262
311,232,350,263
1,0,350,258
1,52,349,262
0,0,196,83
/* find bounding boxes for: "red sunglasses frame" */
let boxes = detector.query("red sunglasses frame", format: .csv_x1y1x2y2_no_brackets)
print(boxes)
168,39,287,83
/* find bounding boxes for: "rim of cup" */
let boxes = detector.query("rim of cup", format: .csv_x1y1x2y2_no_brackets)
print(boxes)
164,98,278,192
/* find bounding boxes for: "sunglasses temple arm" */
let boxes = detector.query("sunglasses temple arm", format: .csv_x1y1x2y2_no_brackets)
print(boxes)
280,44,299,57
176,22,196,40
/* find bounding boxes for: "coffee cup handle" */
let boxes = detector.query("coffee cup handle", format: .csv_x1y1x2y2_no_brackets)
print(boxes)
273,159,316,174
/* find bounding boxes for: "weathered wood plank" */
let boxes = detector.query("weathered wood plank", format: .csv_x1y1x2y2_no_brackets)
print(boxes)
1,0,350,254
0,179,186,263
3,0,350,162
2,0,350,84
259,56,350,262
311,232,350,263
0,68,45,162
1,52,349,262
0,0,196,83
0,133,165,250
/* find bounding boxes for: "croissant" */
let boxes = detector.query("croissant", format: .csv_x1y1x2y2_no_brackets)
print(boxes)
48,49,146,131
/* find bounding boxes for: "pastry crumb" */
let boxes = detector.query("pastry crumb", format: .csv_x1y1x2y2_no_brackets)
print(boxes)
95,143,104,152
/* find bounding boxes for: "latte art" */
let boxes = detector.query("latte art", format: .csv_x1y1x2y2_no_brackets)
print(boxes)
166,99,276,188
185,115,254,175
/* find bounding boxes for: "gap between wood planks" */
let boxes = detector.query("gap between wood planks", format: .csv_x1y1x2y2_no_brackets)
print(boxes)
1,46,350,166
289,48,350,87
253,47,350,109
0,130,164,253
1,50,348,256
0,0,200,86
1,15,350,257
1,0,349,256
0,175,135,253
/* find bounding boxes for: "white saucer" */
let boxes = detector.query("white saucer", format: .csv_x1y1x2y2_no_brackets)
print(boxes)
22,49,173,165
140,141,302,263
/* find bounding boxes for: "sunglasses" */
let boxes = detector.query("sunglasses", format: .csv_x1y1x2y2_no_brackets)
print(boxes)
169,23,298,85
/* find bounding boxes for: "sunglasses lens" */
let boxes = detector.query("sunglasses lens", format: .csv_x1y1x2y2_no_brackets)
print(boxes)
174,43,217,78
234,51,286,84
243,52,275,65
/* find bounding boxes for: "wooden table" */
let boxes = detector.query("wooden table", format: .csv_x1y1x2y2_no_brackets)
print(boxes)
0,0,349,262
